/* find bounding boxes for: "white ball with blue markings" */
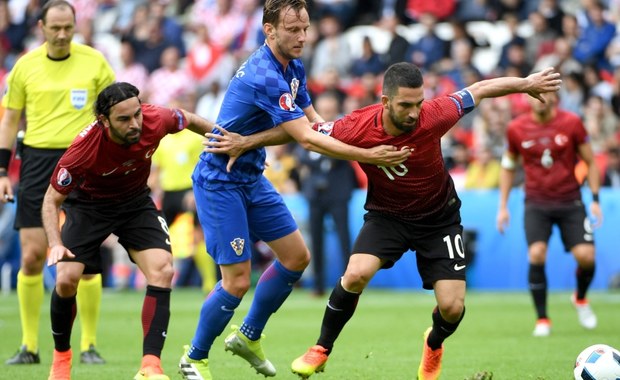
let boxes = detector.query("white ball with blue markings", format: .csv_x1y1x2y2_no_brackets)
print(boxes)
574,344,620,380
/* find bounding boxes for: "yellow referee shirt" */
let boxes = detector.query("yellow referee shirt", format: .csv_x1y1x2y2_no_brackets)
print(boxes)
2,42,115,148
152,130,204,191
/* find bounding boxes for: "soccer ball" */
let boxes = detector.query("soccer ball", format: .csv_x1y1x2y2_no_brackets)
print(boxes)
574,344,620,380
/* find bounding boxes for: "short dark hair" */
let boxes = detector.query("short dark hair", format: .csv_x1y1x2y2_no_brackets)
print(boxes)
382,63,424,98
40,0,76,24
262,0,307,27
94,82,140,119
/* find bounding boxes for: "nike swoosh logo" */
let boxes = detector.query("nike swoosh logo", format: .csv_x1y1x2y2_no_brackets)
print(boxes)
165,239,171,245
326,301,343,312
51,330,63,336
454,263,466,271
102,168,117,176
221,305,235,312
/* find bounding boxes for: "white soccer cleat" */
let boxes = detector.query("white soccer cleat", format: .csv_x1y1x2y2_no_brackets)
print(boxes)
571,294,597,329
532,318,551,337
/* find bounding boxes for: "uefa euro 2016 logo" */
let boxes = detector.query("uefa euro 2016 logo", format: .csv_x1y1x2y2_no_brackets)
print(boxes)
56,168,72,187
278,93,296,111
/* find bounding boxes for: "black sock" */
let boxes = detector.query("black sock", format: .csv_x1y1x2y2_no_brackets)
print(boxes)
50,288,76,352
576,266,595,300
529,263,547,319
427,306,465,350
142,285,171,357
317,279,360,354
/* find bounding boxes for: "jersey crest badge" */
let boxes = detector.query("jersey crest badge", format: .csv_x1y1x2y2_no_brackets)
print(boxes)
71,89,88,110
279,93,296,111
290,78,299,100
230,237,245,256
554,134,568,146
56,168,72,187
316,122,334,136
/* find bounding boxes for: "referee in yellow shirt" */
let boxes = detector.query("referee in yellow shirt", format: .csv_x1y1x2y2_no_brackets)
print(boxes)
0,0,115,365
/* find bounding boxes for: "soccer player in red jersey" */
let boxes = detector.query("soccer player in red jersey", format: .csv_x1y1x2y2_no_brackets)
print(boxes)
283,63,561,380
496,91,601,338
40,82,241,380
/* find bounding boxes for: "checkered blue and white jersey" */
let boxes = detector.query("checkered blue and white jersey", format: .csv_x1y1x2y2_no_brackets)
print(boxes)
193,44,312,189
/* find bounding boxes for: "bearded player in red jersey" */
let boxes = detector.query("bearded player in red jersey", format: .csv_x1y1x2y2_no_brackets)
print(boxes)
496,91,601,338
284,63,561,380
40,82,247,380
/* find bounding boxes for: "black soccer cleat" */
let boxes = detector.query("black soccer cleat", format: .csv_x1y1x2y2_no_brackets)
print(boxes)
5,345,40,364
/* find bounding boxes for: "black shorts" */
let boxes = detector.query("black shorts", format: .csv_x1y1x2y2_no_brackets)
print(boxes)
524,200,594,251
15,146,66,228
61,192,172,274
353,209,466,290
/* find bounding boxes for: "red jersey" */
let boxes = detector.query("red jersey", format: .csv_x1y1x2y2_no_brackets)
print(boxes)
320,94,470,221
506,109,587,204
50,104,188,202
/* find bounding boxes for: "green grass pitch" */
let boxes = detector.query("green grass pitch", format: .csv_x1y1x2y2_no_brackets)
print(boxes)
1,288,618,379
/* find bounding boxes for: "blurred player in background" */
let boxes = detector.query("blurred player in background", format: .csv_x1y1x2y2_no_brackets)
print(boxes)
496,90,601,337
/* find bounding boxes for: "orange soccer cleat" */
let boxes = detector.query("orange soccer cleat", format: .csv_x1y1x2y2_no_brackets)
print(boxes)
48,349,72,380
417,327,443,380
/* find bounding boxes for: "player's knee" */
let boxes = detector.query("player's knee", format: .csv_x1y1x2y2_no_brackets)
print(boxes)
20,251,46,274
342,270,371,291
439,301,465,323
55,277,78,297
574,247,595,268
224,277,251,297
158,261,175,286
282,248,310,271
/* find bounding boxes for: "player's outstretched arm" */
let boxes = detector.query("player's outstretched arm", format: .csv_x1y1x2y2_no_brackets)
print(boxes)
281,118,411,166
466,67,562,106
42,185,75,266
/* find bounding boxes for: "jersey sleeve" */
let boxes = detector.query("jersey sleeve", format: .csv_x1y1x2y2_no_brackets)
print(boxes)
294,64,312,109
50,147,85,195
154,105,189,134
505,122,520,157
95,54,116,93
571,114,589,145
1,61,26,111
422,93,473,137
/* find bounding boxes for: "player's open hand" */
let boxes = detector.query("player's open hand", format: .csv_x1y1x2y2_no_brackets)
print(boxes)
589,201,603,229
203,124,247,172
0,176,14,203
364,145,411,166
47,245,75,266
496,208,510,234
526,67,562,102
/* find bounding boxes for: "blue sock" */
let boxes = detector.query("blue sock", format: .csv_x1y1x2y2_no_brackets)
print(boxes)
189,281,241,360
241,260,302,341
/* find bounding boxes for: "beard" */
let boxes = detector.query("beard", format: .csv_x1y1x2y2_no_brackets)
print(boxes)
388,105,417,133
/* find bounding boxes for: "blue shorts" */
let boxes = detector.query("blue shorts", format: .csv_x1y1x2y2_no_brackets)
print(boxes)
193,175,298,265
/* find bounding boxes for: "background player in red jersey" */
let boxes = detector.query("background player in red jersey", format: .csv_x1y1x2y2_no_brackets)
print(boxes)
40,82,242,380
496,91,602,338
284,63,561,380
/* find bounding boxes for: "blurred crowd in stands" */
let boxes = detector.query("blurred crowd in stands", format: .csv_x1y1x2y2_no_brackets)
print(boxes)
3,0,620,190
3,0,620,289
